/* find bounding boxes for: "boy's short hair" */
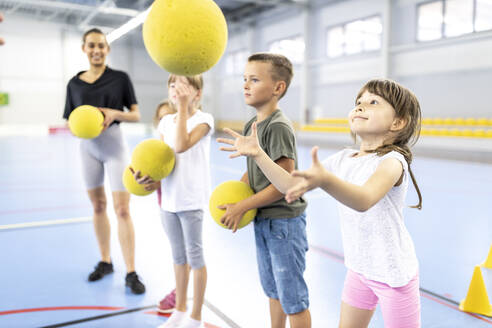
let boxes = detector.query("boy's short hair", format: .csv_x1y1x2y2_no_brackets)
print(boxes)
248,53,293,99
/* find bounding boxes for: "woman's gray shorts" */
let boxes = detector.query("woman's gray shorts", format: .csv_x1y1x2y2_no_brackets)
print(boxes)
79,124,129,191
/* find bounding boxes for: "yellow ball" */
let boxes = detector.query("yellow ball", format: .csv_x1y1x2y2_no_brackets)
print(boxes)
131,139,175,181
122,166,154,196
209,181,257,230
68,105,104,139
142,0,228,75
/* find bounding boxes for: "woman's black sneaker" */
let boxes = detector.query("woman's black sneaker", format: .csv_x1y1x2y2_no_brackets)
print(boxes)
88,261,114,281
125,272,146,294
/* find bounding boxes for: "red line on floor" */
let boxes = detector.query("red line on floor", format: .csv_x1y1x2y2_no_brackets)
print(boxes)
144,311,170,317
309,244,344,264
310,243,492,324
0,306,124,316
421,293,492,324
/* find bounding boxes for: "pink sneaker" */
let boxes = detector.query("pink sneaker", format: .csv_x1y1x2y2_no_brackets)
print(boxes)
157,289,176,313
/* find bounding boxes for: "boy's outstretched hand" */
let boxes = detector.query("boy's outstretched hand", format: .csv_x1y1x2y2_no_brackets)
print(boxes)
217,122,261,158
285,146,327,203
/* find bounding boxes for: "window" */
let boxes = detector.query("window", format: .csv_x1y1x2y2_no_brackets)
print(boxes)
417,0,492,42
327,27,344,58
225,50,249,75
418,1,443,41
326,16,382,58
345,20,365,55
269,36,305,64
476,0,492,31
363,17,383,51
444,0,474,37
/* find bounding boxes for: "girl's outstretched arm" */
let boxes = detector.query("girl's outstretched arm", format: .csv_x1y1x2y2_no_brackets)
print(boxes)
282,146,330,201
287,147,404,212
217,122,301,193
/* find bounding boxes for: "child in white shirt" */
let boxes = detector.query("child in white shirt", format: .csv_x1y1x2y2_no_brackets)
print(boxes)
218,78,423,328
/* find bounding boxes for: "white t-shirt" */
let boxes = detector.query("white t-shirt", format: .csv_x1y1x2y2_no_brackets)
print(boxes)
157,111,214,212
323,148,419,287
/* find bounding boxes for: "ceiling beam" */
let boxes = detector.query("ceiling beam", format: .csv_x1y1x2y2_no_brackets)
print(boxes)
8,0,138,17
227,0,303,5
228,0,283,4
78,0,113,29
6,2,22,14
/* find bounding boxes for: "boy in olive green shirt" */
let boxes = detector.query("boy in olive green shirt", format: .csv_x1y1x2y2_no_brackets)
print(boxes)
218,53,311,328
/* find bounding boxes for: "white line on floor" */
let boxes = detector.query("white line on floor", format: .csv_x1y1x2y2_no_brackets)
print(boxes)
0,216,92,231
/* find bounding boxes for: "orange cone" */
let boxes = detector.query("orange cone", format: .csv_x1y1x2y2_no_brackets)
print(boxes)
459,266,492,317
482,244,492,269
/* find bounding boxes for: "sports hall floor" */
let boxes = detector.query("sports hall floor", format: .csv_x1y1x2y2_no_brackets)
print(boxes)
0,132,491,327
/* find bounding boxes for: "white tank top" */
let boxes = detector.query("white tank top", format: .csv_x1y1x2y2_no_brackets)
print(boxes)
323,149,419,287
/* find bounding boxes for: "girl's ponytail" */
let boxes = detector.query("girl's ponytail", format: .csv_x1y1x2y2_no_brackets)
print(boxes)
368,144,422,210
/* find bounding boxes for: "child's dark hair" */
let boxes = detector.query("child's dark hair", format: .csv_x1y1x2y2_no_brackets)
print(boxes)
356,78,423,209
82,28,106,44
248,53,293,100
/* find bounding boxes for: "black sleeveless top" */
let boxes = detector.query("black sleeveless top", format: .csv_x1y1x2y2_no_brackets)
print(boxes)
63,66,137,125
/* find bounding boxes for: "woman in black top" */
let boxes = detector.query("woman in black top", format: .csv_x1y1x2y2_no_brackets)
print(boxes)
63,28,144,294
0,12,4,45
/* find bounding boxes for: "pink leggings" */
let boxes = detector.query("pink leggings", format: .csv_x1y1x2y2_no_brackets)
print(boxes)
342,269,421,328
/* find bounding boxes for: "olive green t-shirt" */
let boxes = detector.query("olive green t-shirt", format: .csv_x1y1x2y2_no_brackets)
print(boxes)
244,109,307,219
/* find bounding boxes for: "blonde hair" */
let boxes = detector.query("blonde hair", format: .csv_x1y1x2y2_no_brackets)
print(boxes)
247,52,293,100
153,99,176,128
354,78,423,210
167,74,204,109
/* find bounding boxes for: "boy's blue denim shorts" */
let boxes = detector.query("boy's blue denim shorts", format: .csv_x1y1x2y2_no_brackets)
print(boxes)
254,212,309,314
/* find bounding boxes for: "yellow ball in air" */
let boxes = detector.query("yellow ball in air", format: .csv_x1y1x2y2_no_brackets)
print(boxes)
122,166,154,196
131,139,175,181
68,105,104,139
209,181,257,230
142,0,228,75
